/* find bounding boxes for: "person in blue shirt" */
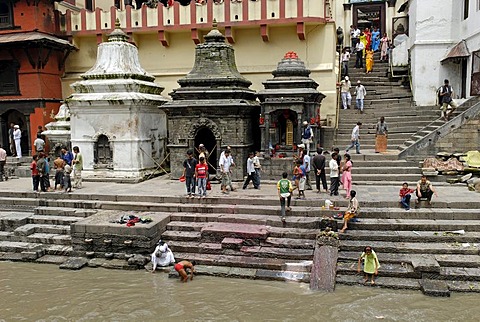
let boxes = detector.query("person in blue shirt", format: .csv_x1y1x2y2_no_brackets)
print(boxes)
61,147,74,166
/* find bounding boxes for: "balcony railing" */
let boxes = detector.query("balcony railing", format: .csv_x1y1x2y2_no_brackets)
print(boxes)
61,0,327,44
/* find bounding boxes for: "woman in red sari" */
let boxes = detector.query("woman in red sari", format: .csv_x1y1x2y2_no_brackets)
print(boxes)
364,28,372,50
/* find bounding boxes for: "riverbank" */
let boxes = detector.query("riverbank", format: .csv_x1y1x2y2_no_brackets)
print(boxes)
1,261,480,321
0,176,479,296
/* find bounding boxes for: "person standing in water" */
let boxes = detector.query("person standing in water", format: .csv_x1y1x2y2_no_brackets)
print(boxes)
174,260,197,282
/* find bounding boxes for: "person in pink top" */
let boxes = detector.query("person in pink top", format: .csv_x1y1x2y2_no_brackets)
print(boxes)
342,153,353,198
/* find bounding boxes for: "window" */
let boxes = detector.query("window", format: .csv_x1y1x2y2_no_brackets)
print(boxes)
471,51,480,95
0,0,13,29
85,0,93,11
464,0,469,19
0,60,20,95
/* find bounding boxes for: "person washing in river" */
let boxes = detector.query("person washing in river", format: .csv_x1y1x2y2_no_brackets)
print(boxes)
358,246,380,285
174,260,197,282
151,241,176,272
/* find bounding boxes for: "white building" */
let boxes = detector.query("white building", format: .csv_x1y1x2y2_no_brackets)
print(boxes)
408,0,480,105
67,22,168,182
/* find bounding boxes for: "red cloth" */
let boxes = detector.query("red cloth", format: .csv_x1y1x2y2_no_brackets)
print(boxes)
174,263,184,272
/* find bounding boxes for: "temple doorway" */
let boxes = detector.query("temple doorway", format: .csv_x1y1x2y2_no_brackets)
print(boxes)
1,109,29,156
272,109,298,148
194,127,217,174
353,2,386,34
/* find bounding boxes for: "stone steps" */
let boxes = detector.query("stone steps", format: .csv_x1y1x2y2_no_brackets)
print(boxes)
340,230,480,243
339,240,480,255
172,251,312,274
167,240,314,260
344,218,480,232
28,215,84,226
336,274,421,290
338,251,480,268
14,223,70,236
337,260,419,279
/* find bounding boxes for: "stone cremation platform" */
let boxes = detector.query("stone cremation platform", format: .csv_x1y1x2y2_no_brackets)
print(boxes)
70,210,170,256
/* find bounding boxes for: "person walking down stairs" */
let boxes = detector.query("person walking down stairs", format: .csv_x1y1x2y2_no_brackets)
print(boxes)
345,122,362,154
354,80,367,113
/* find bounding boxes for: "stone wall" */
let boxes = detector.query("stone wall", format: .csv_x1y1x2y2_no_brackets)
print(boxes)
434,114,480,153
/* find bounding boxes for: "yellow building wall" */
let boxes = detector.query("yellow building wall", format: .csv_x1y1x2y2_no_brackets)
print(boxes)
62,23,338,122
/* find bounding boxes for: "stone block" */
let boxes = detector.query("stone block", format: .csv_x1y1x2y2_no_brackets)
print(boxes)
128,254,149,266
60,257,89,270
201,223,269,242
221,237,244,249
411,255,440,273
420,279,450,297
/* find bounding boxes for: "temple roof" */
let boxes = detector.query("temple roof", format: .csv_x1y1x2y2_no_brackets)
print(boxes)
0,31,76,50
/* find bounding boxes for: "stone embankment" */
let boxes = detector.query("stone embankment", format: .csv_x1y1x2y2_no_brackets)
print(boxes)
1,188,480,296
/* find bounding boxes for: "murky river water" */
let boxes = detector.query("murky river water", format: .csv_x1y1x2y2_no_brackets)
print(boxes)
0,262,479,321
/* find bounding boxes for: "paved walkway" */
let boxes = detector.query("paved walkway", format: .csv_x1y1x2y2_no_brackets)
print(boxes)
0,175,477,205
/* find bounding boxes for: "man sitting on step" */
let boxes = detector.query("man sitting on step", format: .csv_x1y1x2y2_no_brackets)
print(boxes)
415,175,437,206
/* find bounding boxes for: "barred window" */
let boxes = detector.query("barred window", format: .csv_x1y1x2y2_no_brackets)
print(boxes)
0,0,13,28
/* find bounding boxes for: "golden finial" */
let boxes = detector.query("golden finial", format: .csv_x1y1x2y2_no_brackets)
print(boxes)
115,18,121,29
212,19,218,29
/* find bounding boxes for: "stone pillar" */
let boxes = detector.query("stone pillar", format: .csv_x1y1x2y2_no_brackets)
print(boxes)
297,113,303,145
264,113,270,152
343,3,352,48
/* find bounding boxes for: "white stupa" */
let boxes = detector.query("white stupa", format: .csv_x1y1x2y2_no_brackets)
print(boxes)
67,19,168,182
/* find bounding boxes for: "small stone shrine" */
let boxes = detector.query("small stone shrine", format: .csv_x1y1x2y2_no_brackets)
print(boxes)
43,102,71,156
257,52,325,153
66,20,168,182
161,24,260,180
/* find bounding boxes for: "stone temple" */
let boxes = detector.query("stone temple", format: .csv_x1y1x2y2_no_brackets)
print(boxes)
66,21,168,182
161,25,260,180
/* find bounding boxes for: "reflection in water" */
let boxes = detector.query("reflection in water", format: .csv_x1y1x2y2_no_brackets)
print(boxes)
0,262,479,321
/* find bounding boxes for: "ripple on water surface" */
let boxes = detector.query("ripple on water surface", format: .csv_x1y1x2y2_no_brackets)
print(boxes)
1,262,480,321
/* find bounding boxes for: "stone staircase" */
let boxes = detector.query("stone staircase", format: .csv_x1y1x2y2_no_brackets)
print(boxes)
398,95,480,159
335,204,480,295
0,199,96,264
333,53,446,185
1,190,479,294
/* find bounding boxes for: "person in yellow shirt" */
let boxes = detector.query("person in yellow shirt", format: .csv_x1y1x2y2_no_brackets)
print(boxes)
357,246,380,285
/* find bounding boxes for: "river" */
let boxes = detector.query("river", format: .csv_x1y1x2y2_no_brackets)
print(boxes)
0,262,479,321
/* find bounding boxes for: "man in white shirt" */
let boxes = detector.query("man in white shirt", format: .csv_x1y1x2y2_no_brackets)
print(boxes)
345,122,362,154
242,152,259,189
355,40,365,68
329,152,340,196
340,76,352,109
252,151,261,188
219,149,235,193
350,25,361,49
354,80,367,113
13,125,22,158
34,134,45,153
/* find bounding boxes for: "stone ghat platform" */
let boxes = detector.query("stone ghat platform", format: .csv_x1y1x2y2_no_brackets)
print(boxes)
0,177,480,296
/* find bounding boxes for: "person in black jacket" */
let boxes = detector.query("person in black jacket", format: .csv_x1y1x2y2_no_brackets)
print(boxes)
312,147,328,193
